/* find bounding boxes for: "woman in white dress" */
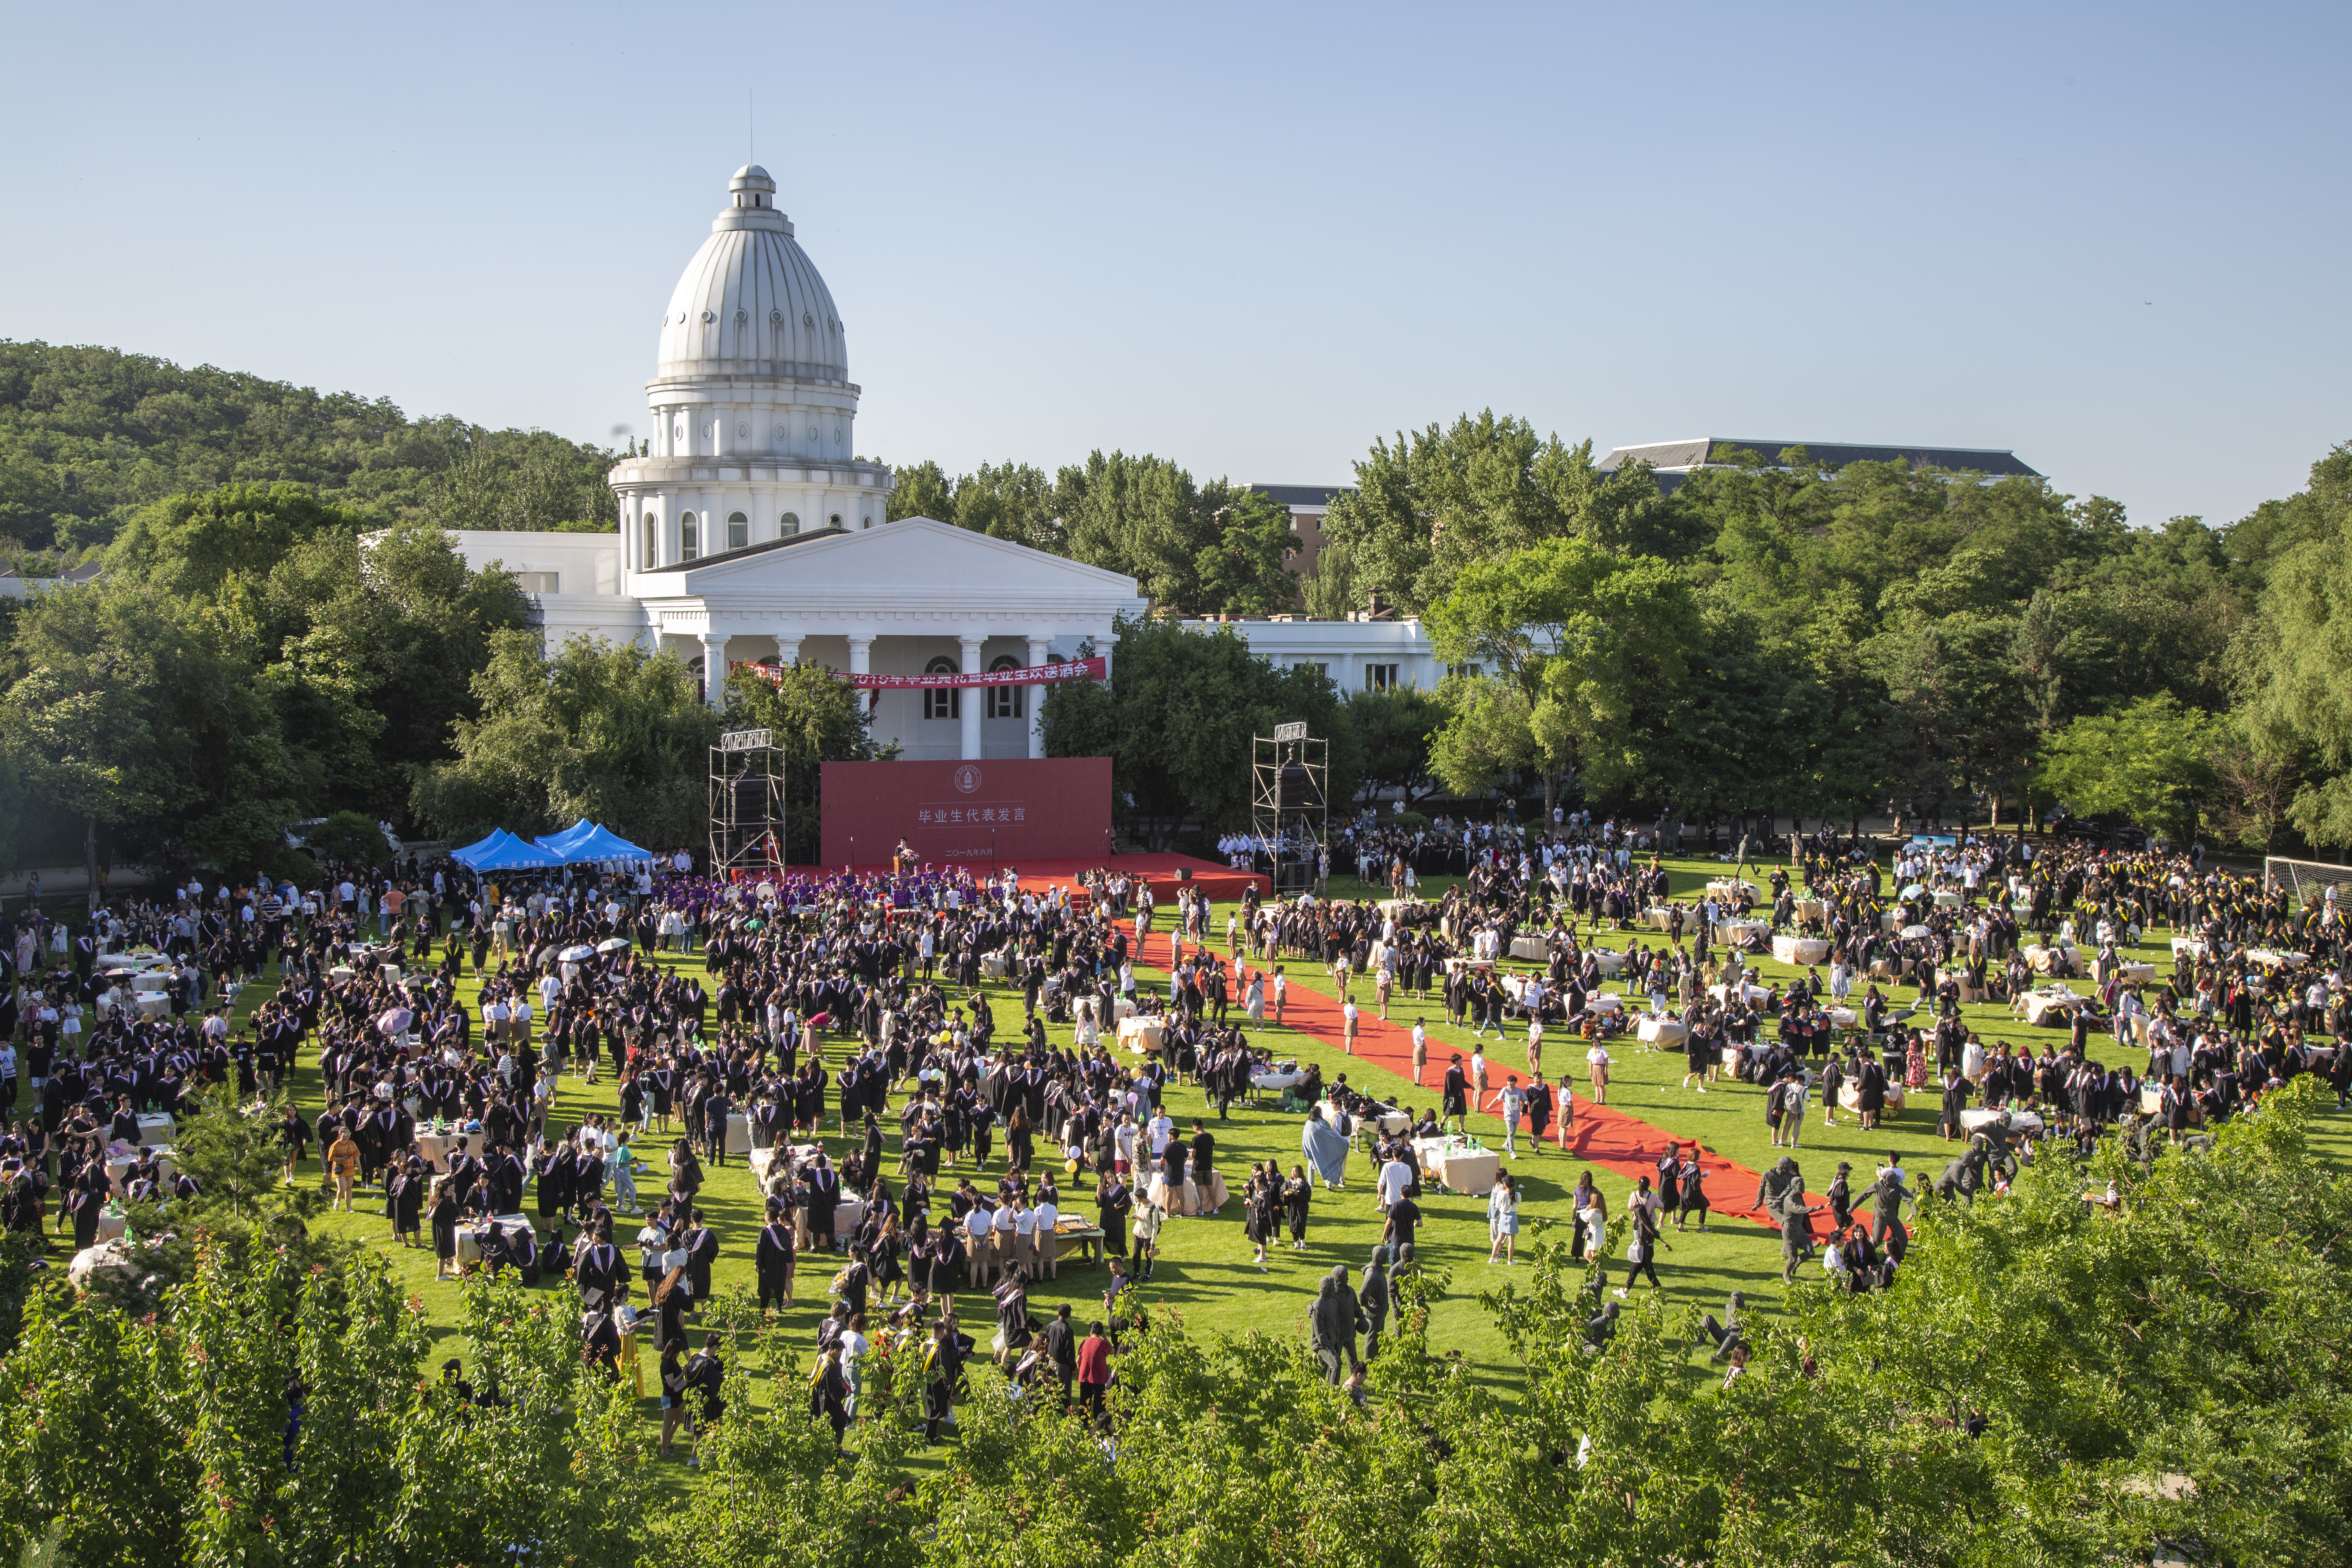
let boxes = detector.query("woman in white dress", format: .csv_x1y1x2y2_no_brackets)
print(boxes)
1486,1172,1521,1264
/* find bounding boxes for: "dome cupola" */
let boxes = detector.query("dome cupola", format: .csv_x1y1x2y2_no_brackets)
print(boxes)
654,165,848,383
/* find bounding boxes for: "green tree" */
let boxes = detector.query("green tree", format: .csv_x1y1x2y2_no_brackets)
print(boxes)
1056,450,1226,615
106,481,357,601
2231,442,2352,845
1347,685,1445,808
0,578,301,891
304,808,392,870
0,1241,645,1567
409,630,719,851
887,458,956,523
1193,488,1301,617
2034,694,2223,842
1319,412,1681,615
1425,536,1698,820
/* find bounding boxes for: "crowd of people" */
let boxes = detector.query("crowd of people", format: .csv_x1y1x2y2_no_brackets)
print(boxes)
2,817,2345,1450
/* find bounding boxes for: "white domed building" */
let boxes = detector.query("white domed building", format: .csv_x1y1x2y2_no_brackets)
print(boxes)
439,167,1439,764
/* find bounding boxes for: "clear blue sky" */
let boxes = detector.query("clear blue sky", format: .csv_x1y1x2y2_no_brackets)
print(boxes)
4,2,2345,529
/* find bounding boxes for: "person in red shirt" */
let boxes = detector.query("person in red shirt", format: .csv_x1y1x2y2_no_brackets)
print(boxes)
1076,1321,1114,1427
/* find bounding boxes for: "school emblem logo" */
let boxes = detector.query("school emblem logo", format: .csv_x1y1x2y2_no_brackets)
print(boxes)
953,764,983,793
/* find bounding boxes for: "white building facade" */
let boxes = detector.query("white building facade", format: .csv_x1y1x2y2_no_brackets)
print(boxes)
441,167,1437,760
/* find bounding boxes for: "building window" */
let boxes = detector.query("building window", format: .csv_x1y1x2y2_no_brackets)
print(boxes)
641,515,657,568
679,512,699,561
924,656,960,720
780,511,800,535
1365,663,1399,691
830,513,844,529
1307,662,1330,679
727,511,748,550
511,571,560,595
987,654,1025,719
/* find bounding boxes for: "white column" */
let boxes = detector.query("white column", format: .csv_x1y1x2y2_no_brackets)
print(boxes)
1336,650,1356,693
1026,635,1050,759
959,633,984,761
847,632,878,733
700,630,727,707
774,630,802,667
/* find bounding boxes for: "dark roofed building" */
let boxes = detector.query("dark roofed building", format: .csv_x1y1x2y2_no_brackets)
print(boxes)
1598,438,2039,494
1246,483,1354,578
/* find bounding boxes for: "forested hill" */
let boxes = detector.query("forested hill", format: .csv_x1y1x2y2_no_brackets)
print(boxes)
0,340,617,566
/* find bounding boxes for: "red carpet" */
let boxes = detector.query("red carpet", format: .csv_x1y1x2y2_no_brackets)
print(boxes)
1116,923,1809,1227
784,854,1269,901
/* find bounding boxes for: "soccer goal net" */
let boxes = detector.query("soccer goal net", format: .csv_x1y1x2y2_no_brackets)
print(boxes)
2265,856,2352,912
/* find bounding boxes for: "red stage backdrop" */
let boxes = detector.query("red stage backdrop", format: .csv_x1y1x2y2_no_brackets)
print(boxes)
820,758,1113,867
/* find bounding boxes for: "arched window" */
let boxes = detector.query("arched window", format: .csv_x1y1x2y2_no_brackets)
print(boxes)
780,511,800,536
641,513,657,568
923,656,959,721
726,511,748,551
680,512,699,561
986,654,1025,719
829,513,843,530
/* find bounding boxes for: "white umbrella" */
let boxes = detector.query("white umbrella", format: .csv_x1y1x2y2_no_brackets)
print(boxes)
1900,882,1924,899
1901,924,1929,940
559,944,597,962
376,1006,414,1037
596,936,632,953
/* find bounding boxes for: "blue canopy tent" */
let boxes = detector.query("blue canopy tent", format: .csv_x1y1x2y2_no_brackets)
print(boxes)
533,821,657,864
534,819,599,859
452,829,564,871
448,831,505,869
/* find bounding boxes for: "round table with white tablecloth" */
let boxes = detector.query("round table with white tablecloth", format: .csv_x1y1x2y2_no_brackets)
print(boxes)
1715,919,1768,946
1707,981,1770,1007
1773,935,1831,966
2117,962,2157,985
1635,1016,1689,1047
1706,878,1758,902
1117,1016,1167,1055
1958,1108,2043,1136
1147,1169,1229,1216
1410,1136,1501,1196
1508,934,1549,962
2016,987,2086,1027
136,1113,175,1147
1250,1067,1306,1096
455,1214,535,1265
1588,949,1627,975
1839,1081,1908,1115
2023,943,2078,977
1585,991,1623,1015
104,1144,176,1194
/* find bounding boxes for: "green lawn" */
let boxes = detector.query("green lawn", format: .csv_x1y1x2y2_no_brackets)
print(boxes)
246,852,2352,1446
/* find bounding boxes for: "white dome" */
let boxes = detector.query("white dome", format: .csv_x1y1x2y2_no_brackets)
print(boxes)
655,166,847,383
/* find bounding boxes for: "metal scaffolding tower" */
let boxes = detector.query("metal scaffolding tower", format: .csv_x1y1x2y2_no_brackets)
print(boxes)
1252,722,1328,895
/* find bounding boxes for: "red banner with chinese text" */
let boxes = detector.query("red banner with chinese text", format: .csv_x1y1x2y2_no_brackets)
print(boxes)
736,657,1104,690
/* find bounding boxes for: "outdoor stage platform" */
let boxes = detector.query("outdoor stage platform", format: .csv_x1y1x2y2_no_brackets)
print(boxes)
780,853,1269,901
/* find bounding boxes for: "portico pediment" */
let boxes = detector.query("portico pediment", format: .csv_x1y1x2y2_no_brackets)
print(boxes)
648,517,1140,603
